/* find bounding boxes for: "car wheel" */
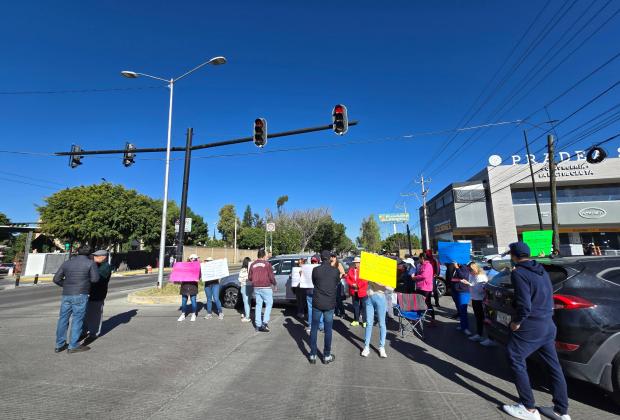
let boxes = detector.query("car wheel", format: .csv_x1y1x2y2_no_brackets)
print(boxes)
221,286,239,309
612,352,620,406
436,278,447,297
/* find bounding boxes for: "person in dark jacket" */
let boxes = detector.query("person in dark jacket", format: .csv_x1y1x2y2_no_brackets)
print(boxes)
53,245,100,353
308,250,340,365
445,262,459,319
502,242,570,420
83,250,112,340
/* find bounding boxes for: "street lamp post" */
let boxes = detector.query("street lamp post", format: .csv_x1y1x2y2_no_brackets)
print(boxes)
121,56,226,288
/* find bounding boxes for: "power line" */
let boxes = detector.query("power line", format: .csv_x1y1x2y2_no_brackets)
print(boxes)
0,170,67,187
0,177,58,190
0,85,164,95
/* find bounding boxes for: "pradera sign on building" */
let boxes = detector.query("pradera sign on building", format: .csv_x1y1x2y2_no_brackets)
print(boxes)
488,146,620,166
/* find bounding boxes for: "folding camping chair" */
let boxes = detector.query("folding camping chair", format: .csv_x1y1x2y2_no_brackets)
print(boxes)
393,292,431,339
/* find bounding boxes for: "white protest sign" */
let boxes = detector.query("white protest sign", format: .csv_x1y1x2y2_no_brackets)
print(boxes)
200,259,229,282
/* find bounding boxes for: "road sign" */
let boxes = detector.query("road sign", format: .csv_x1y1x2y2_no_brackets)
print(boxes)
266,222,276,232
174,218,192,233
378,213,409,223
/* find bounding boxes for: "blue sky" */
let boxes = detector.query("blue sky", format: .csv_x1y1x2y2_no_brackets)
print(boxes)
1,0,619,240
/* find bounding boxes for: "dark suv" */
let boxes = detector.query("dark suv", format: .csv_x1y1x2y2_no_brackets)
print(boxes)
483,256,620,404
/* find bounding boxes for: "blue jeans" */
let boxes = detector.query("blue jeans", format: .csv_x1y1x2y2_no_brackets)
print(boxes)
254,288,273,328
181,294,197,315
364,293,387,348
306,292,324,330
240,284,252,319
55,294,88,350
457,291,470,331
310,308,334,357
204,282,222,315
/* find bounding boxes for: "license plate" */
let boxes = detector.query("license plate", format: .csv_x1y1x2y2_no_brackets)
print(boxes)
496,311,511,327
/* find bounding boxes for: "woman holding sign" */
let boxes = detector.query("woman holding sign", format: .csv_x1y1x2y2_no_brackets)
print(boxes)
177,254,201,322
203,257,224,320
452,263,472,335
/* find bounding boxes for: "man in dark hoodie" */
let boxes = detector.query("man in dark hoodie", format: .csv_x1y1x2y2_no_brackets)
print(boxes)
308,250,340,365
502,242,570,420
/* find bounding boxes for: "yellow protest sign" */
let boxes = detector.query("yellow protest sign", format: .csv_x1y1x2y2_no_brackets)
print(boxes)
359,251,397,289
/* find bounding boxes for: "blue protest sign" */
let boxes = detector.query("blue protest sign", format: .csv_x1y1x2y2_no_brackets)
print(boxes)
438,241,471,264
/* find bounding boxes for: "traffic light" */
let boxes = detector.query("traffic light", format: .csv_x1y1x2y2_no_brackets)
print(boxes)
332,104,348,135
586,146,606,164
68,144,83,168
123,142,136,167
253,118,267,148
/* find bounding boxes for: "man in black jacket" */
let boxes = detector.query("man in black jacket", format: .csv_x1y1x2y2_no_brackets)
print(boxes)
83,250,112,341
309,250,340,365
53,245,100,353
502,242,570,420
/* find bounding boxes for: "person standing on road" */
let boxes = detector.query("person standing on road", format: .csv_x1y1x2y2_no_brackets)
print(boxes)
361,280,390,359
178,254,200,322
452,262,472,335
308,250,340,364
83,250,112,341
345,256,368,327
502,242,570,420
203,256,224,320
238,257,252,323
291,258,305,318
425,250,441,307
53,245,100,353
248,249,276,332
332,255,346,318
445,262,458,319
412,253,435,325
465,262,488,343
300,256,323,333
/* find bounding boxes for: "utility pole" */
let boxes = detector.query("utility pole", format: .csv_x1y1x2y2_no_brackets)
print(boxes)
234,217,238,263
175,128,193,262
416,175,432,251
524,130,543,230
547,134,560,254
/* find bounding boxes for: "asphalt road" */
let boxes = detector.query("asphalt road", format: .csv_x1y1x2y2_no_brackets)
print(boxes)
0,284,618,419
0,274,159,309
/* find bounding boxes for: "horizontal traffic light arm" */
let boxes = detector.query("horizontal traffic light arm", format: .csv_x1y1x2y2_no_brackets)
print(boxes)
55,121,359,156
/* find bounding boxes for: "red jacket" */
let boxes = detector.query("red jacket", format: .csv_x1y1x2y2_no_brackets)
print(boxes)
248,259,276,288
346,267,368,298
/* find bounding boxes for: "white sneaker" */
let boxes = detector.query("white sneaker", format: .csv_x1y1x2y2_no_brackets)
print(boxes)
241,317,251,323
361,347,370,357
480,338,498,347
468,334,481,341
379,347,387,358
177,314,186,322
462,329,472,336
204,313,213,319
502,403,541,420
218,313,224,320
190,313,196,322
537,407,571,420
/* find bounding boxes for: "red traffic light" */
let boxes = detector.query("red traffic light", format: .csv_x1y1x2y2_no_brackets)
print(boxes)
334,105,345,114
332,104,348,135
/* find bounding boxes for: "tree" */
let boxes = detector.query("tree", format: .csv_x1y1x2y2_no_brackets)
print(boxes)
238,226,264,249
253,213,264,228
308,217,356,253
242,205,253,228
288,208,330,252
216,204,239,245
358,215,381,252
271,224,302,255
276,195,289,213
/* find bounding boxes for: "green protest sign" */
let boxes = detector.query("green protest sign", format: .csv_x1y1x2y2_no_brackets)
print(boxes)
522,230,553,257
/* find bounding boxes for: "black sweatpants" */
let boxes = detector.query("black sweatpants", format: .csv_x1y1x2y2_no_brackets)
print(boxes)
471,299,484,336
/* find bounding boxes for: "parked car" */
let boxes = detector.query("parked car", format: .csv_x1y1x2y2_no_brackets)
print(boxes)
0,263,14,275
219,254,314,309
483,256,620,404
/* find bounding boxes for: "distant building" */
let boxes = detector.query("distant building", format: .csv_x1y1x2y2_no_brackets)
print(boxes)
421,152,620,255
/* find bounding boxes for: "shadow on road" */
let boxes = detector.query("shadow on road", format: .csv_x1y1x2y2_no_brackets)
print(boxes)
100,309,138,337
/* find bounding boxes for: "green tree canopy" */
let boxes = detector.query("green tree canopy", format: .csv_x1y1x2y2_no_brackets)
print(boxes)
276,195,289,213
242,205,253,228
217,204,239,245
238,226,264,249
357,215,381,252
308,217,355,253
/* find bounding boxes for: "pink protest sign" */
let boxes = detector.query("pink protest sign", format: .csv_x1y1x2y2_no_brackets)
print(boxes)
169,261,201,283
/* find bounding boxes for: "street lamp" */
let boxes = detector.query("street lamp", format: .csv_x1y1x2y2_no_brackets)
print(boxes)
121,56,227,288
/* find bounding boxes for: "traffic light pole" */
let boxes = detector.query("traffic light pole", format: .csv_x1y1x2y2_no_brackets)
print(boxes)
55,121,359,157
524,130,544,230
176,128,193,262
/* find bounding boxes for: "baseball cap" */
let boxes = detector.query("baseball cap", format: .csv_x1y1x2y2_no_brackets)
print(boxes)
92,250,108,256
508,242,530,258
320,250,332,261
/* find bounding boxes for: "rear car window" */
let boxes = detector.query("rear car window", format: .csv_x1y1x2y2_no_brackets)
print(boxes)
599,268,620,285
281,260,293,275
488,264,568,287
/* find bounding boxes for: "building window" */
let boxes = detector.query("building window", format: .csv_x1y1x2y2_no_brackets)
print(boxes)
512,184,620,204
454,185,485,203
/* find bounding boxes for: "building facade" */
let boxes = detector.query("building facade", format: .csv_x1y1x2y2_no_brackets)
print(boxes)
421,152,620,255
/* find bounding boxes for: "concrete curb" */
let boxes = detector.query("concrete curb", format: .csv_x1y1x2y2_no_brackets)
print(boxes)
127,290,206,305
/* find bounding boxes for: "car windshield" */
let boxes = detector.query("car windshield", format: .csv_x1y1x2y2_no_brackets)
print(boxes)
488,264,569,288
